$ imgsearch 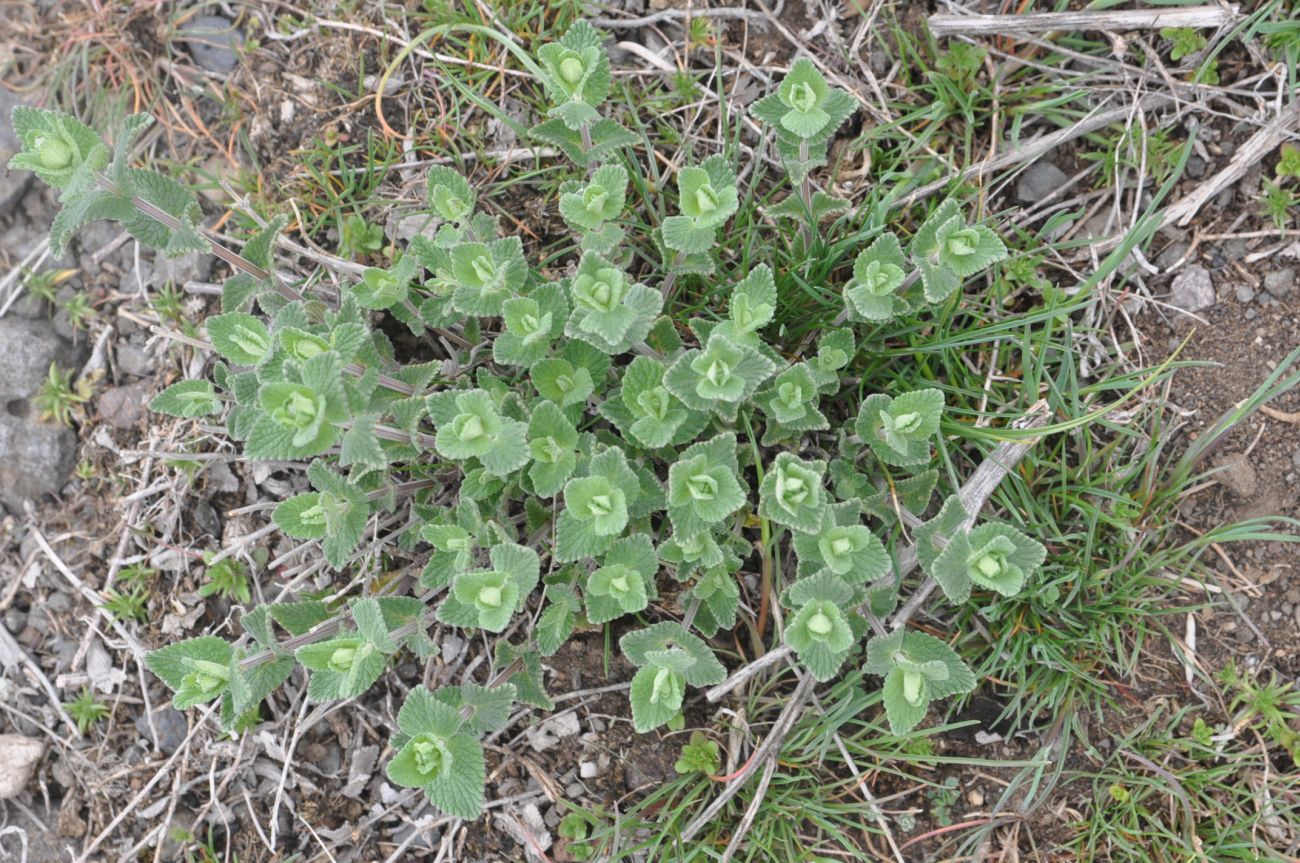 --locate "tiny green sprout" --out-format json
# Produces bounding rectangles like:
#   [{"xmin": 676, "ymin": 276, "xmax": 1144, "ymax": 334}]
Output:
[
  {"xmin": 64, "ymin": 687, "xmax": 111, "ymax": 734},
  {"xmin": 103, "ymin": 585, "xmax": 150, "ymax": 622},
  {"xmin": 33, "ymin": 362, "xmax": 90, "ymax": 427},
  {"xmin": 674, "ymin": 730, "xmax": 722, "ymax": 775},
  {"xmin": 1160, "ymin": 27, "xmax": 1207, "ymax": 61},
  {"xmin": 1277, "ymin": 143, "xmax": 1300, "ymax": 179},
  {"xmin": 339, "ymin": 213, "xmax": 383, "ymax": 259},
  {"xmin": 199, "ymin": 555, "xmax": 252, "ymax": 604},
  {"xmin": 176, "ymin": 659, "xmax": 231, "ymax": 709}
]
